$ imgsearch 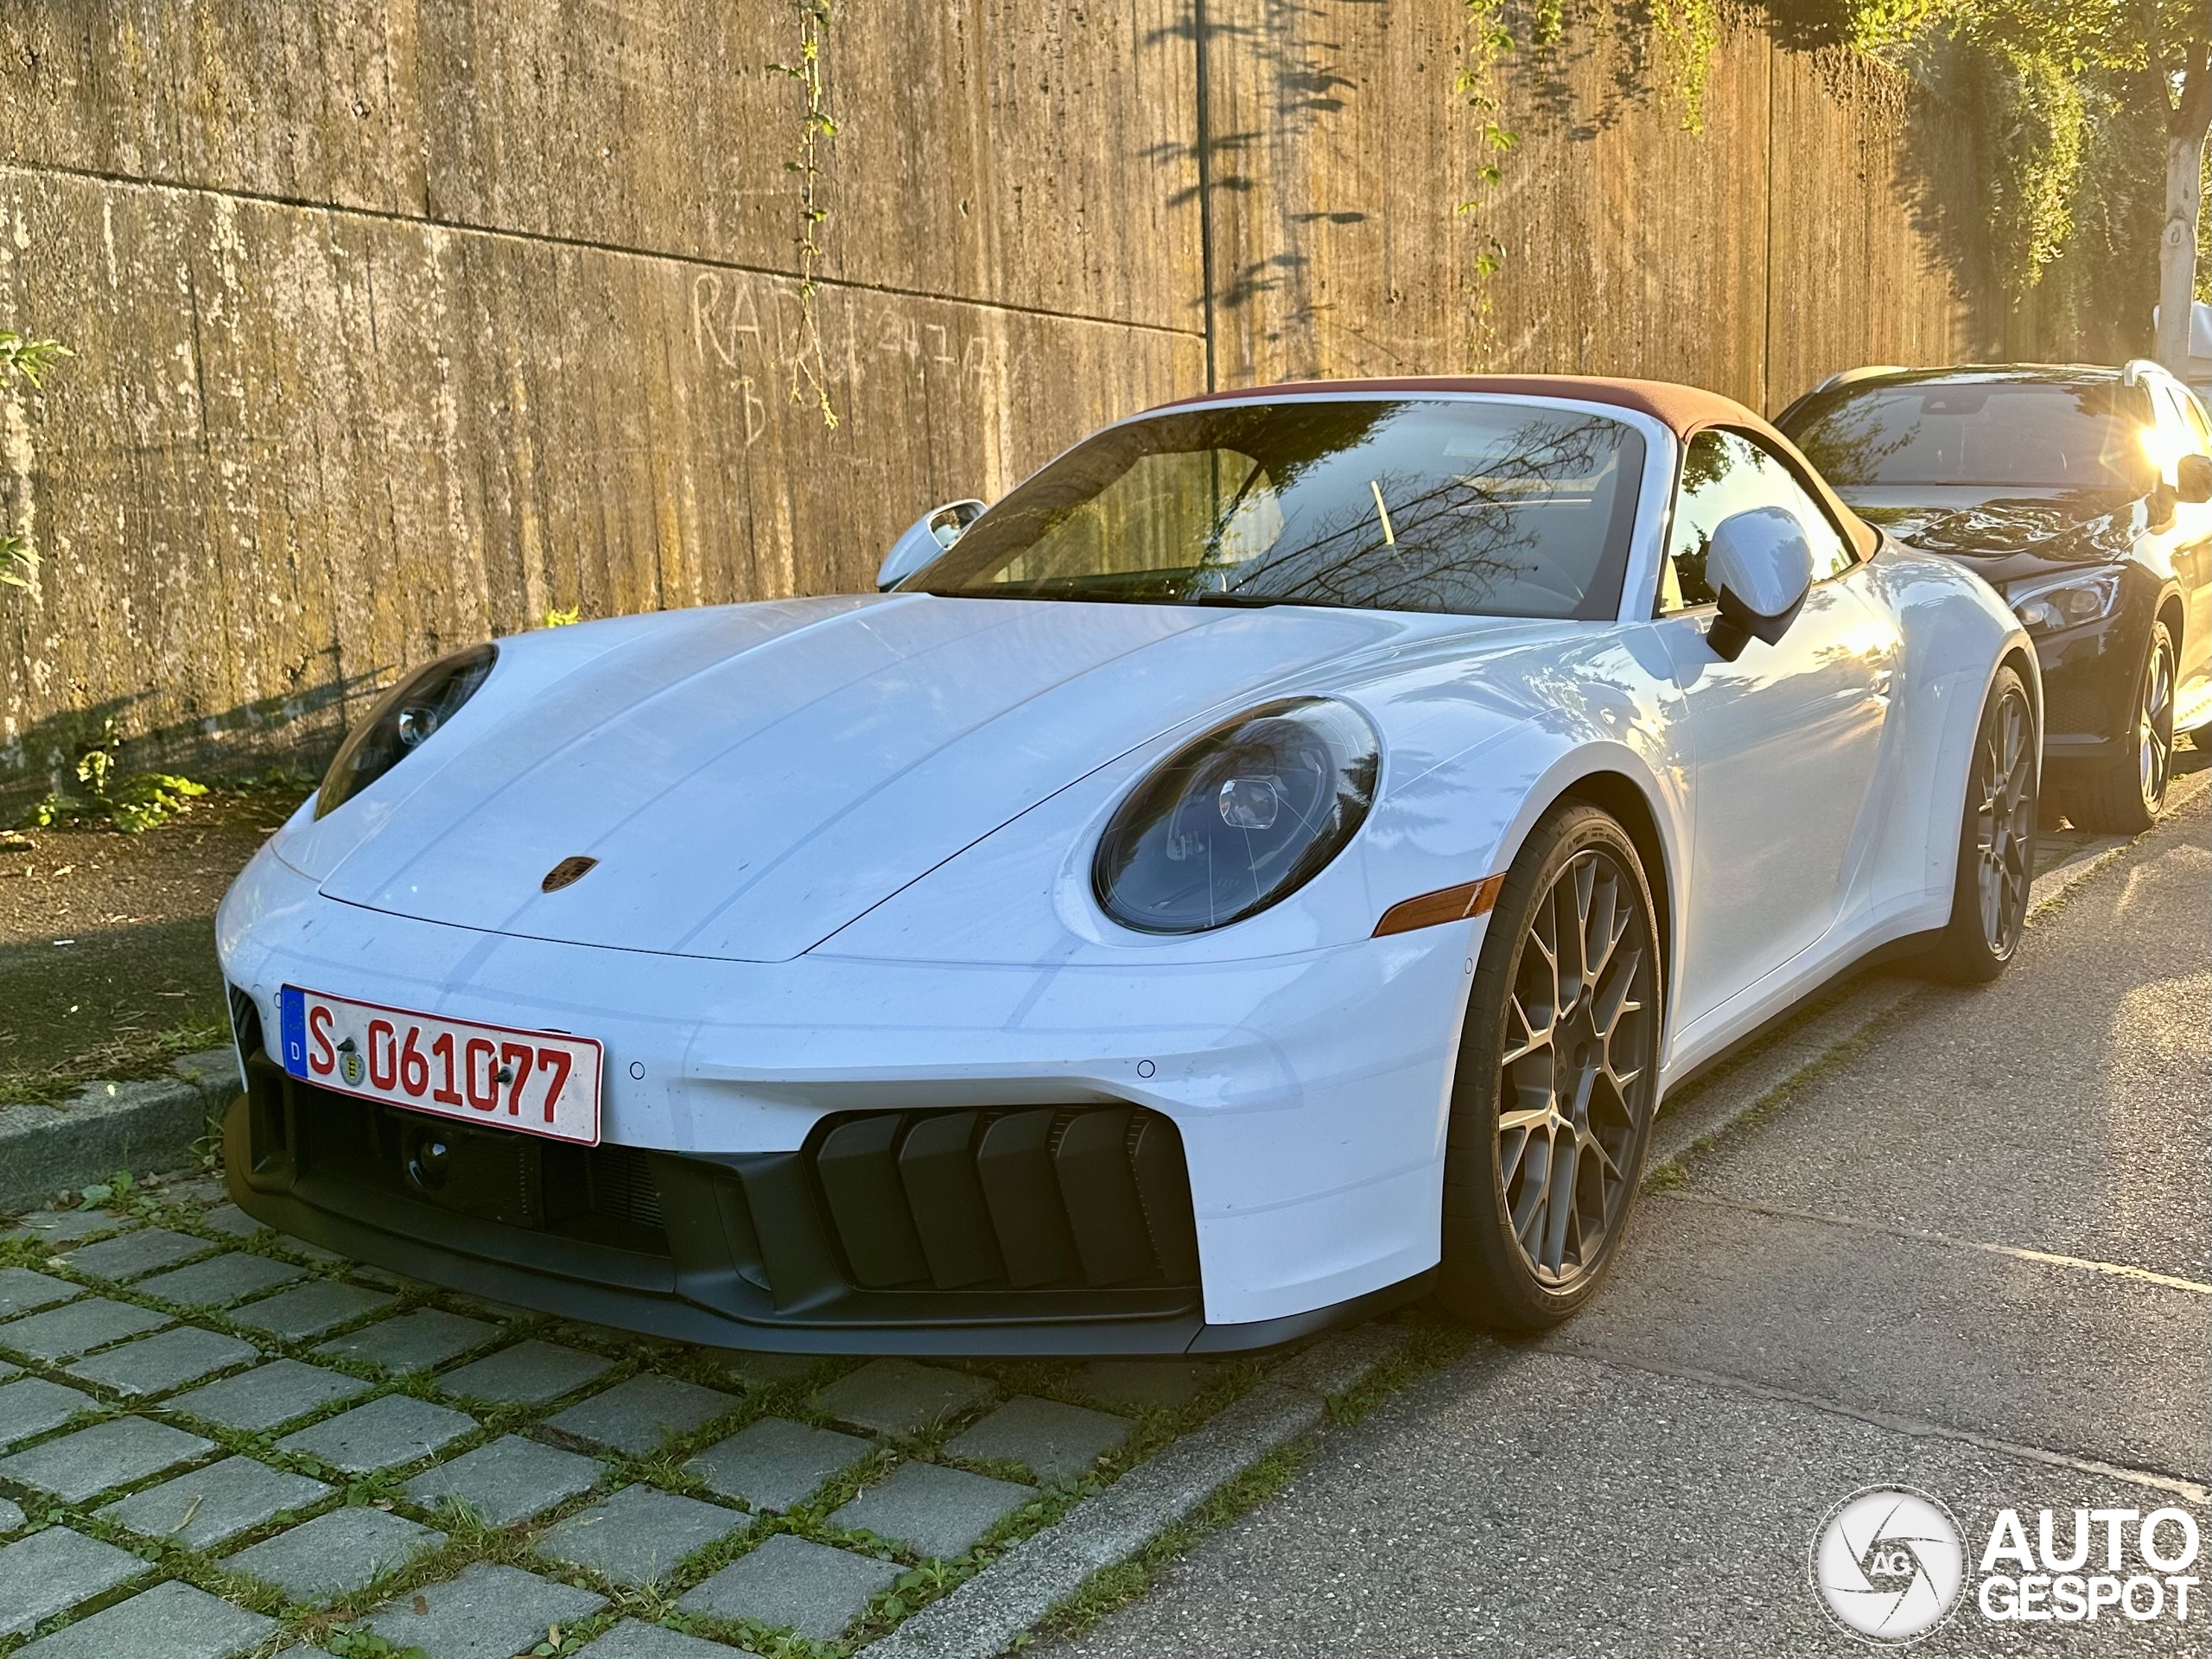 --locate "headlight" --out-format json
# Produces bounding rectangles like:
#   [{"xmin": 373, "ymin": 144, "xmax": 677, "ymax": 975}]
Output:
[
  {"xmin": 315, "ymin": 644, "xmax": 498, "ymax": 819},
  {"xmin": 2008, "ymin": 568, "xmax": 2121, "ymax": 636},
  {"xmin": 1093, "ymin": 698, "xmax": 1379, "ymax": 934}
]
